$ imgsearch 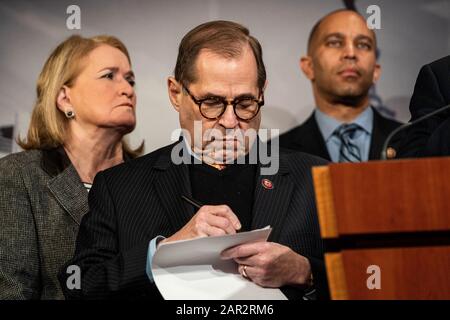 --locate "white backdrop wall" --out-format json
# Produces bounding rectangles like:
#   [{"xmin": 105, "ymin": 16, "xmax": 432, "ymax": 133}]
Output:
[{"xmin": 0, "ymin": 0, "xmax": 449, "ymax": 154}]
